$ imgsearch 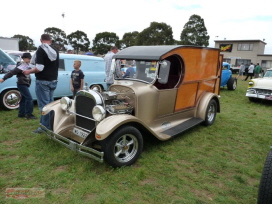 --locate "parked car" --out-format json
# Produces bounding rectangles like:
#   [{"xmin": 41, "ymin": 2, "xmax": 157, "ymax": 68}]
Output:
[
  {"xmin": 0, "ymin": 50, "xmax": 106, "ymax": 110},
  {"xmin": 245, "ymin": 68, "xmax": 272, "ymax": 102},
  {"xmin": 220, "ymin": 62, "xmax": 237, "ymax": 90},
  {"xmin": 40, "ymin": 45, "xmax": 222, "ymax": 167}
]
